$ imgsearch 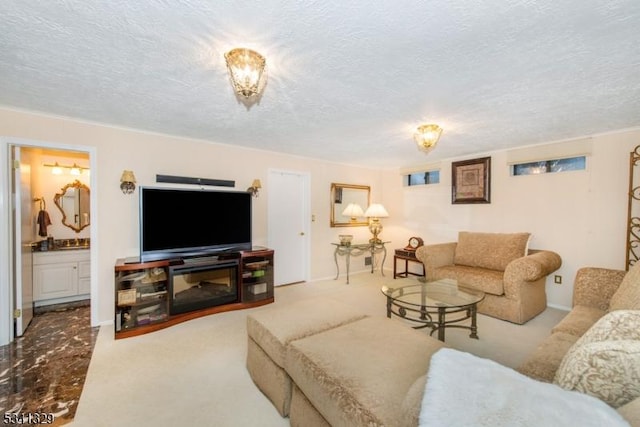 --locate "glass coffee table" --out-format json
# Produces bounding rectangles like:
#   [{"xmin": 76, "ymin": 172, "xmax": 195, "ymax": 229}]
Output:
[{"xmin": 381, "ymin": 278, "xmax": 485, "ymax": 342}]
